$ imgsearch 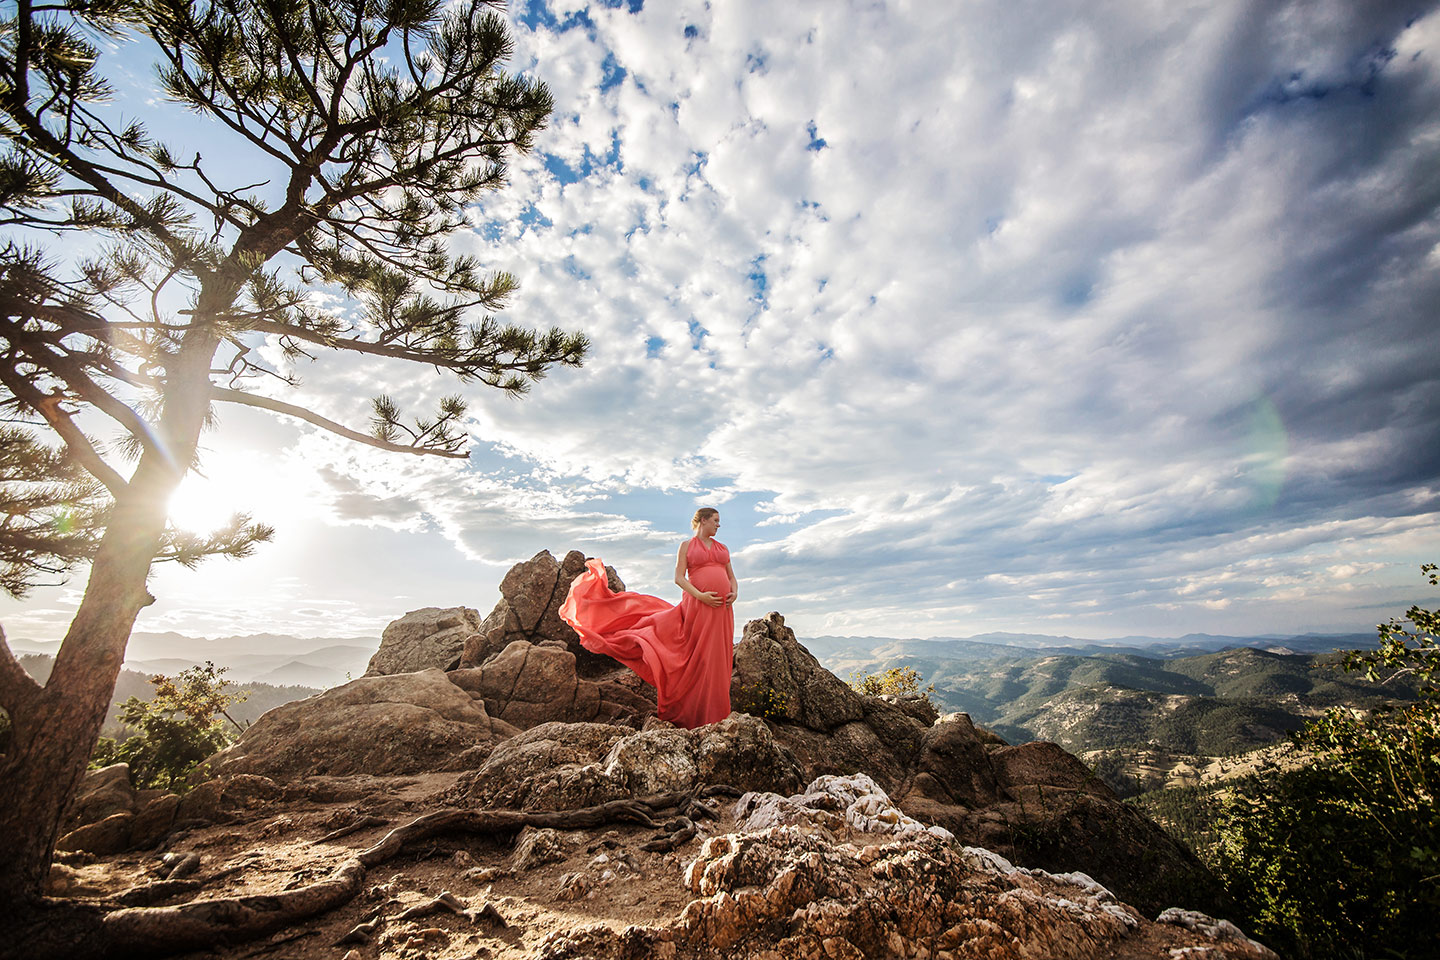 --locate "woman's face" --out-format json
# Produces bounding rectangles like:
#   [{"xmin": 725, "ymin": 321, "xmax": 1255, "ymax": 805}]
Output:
[{"xmin": 699, "ymin": 513, "xmax": 721, "ymax": 537}]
